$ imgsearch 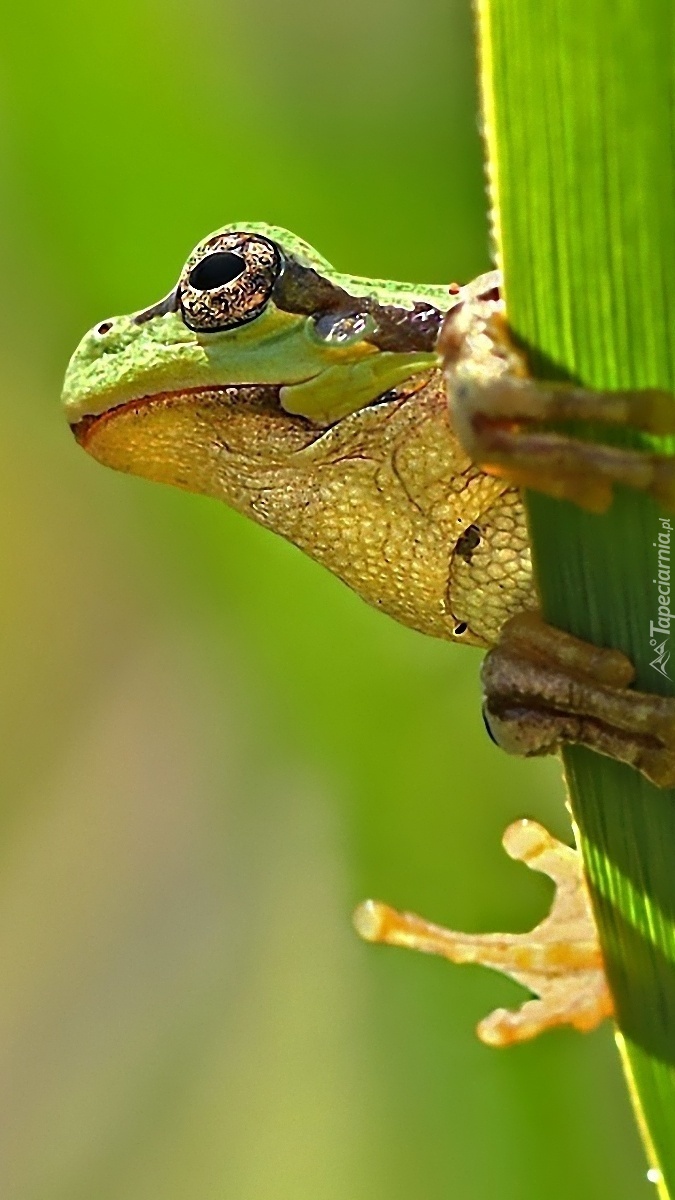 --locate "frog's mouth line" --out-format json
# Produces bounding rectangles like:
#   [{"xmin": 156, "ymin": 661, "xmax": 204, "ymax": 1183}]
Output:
[{"xmin": 70, "ymin": 382, "xmax": 288, "ymax": 446}]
